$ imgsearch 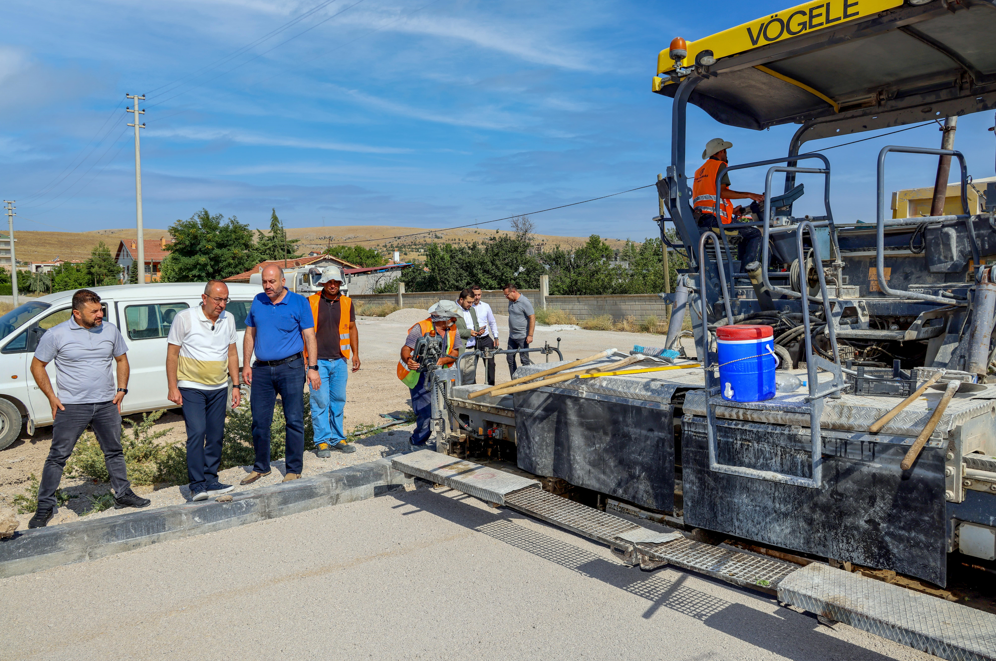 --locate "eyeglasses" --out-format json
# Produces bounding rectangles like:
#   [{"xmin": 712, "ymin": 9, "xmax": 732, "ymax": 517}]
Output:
[{"xmin": 205, "ymin": 296, "xmax": 230, "ymax": 304}]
